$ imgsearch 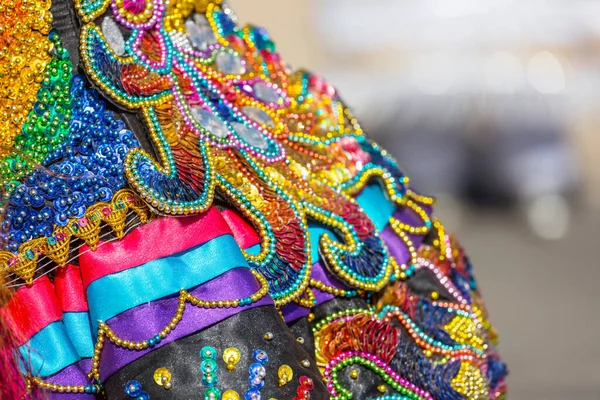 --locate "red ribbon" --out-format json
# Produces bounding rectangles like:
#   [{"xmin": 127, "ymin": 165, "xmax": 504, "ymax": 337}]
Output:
[
  {"xmin": 54, "ymin": 264, "xmax": 88, "ymax": 313},
  {"xmin": 0, "ymin": 277, "xmax": 62, "ymax": 345},
  {"xmin": 79, "ymin": 206, "xmax": 232, "ymax": 289}
]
